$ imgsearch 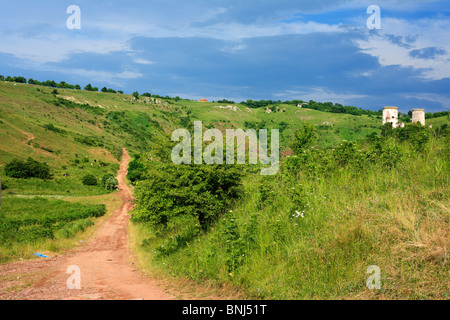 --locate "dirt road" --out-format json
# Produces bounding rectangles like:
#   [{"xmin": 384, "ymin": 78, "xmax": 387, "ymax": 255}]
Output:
[{"xmin": 0, "ymin": 149, "xmax": 174, "ymax": 300}]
